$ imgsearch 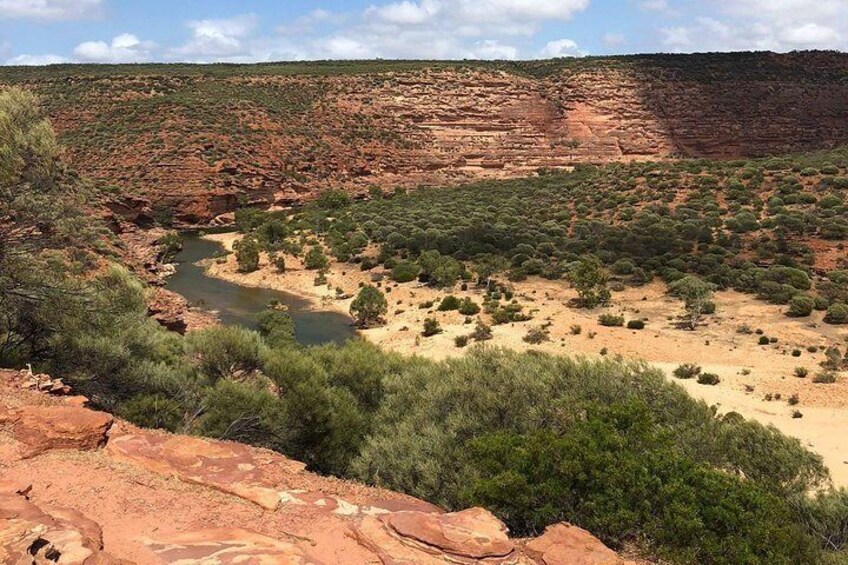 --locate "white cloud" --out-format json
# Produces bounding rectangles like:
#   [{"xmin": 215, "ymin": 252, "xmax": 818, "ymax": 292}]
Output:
[
  {"xmin": 170, "ymin": 14, "xmax": 259, "ymax": 59},
  {"xmin": 638, "ymin": 0, "xmax": 668, "ymax": 11},
  {"xmin": 538, "ymin": 38, "xmax": 583, "ymax": 58},
  {"xmin": 602, "ymin": 33, "xmax": 625, "ymax": 47},
  {"xmin": 73, "ymin": 33, "xmax": 156, "ymax": 63},
  {"xmin": 472, "ymin": 39, "xmax": 518, "ymax": 60},
  {"xmin": 659, "ymin": 0, "xmax": 848, "ymax": 52},
  {"xmin": 5, "ymin": 53, "xmax": 69, "ymax": 65},
  {"xmin": 0, "ymin": 0, "xmax": 102, "ymax": 20}
]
